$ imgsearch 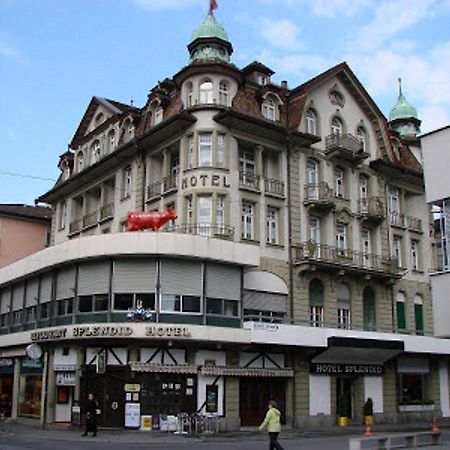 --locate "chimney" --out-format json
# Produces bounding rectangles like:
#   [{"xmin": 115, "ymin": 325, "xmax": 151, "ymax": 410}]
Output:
[{"xmin": 281, "ymin": 80, "xmax": 288, "ymax": 89}]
